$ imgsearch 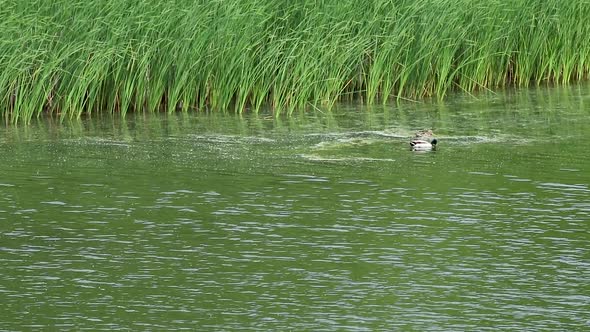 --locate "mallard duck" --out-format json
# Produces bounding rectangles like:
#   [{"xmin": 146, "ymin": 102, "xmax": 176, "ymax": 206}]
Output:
[{"xmin": 410, "ymin": 138, "xmax": 437, "ymax": 151}]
